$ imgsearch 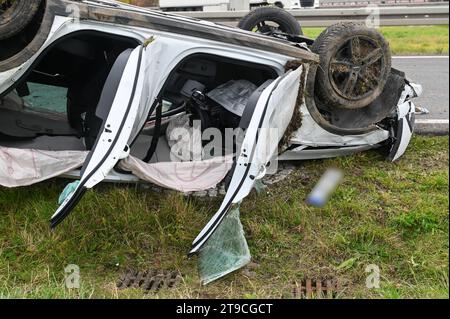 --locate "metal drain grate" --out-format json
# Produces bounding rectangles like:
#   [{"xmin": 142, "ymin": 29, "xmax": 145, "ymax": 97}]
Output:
[
  {"xmin": 117, "ymin": 269, "xmax": 182, "ymax": 292},
  {"xmin": 292, "ymin": 279, "xmax": 340, "ymax": 299}
]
